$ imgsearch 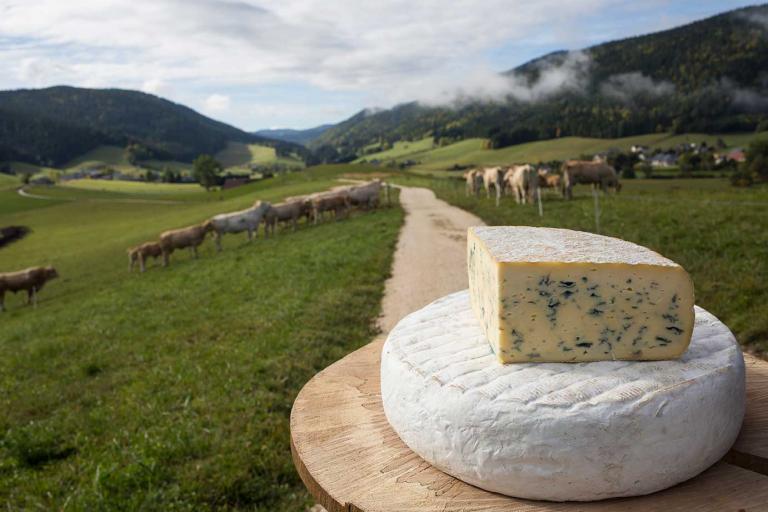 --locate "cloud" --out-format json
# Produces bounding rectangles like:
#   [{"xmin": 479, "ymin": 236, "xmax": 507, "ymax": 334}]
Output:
[
  {"xmin": 204, "ymin": 93, "xmax": 231, "ymax": 113},
  {"xmin": 0, "ymin": 0, "xmax": 750, "ymax": 128},
  {"xmin": 600, "ymin": 72, "xmax": 675, "ymax": 102},
  {"xmin": 717, "ymin": 78, "xmax": 768, "ymax": 112},
  {"xmin": 0, "ymin": 0, "xmax": 612, "ymax": 105},
  {"xmin": 737, "ymin": 9, "xmax": 768, "ymax": 31},
  {"xmin": 390, "ymin": 50, "xmax": 592, "ymax": 107},
  {"xmin": 141, "ymin": 79, "xmax": 173, "ymax": 97}
]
